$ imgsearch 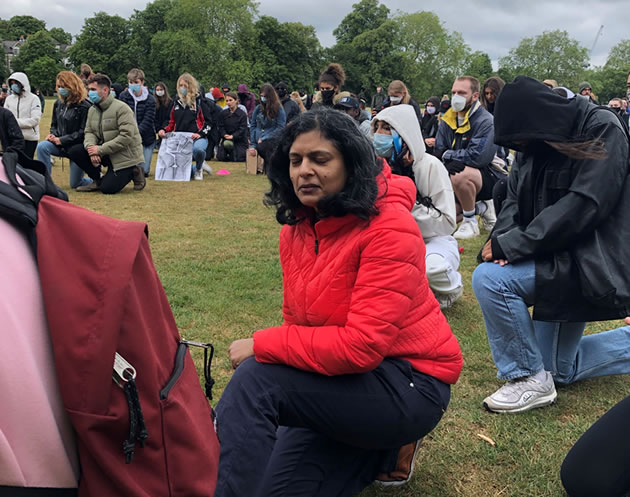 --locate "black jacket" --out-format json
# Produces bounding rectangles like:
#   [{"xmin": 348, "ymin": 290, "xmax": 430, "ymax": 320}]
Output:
[
  {"xmin": 489, "ymin": 80, "xmax": 630, "ymax": 321},
  {"xmin": 280, "ymin": 96, "xmax": 300, "ymax": 124},
  {"xmin": 0, "ymin": 106, "xmax": 25, "ymax": 152},
  {"xmin": 163, "ymin": 95, "xmax": 219, "ymax": 145},
  {"xmin": 50, "ymin": 99, "xmax": 91, "ymax": 150},
  {"xmin": 120, "ymin": 89, "xmax": 156, "ymax": 146},
  {"xmin": 218, "ymin": 107, "xmax": 248, "ymax": 144},
  {"xmin": 154, "ymin": 99, "xmax": 172, "ymax": 134}
]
